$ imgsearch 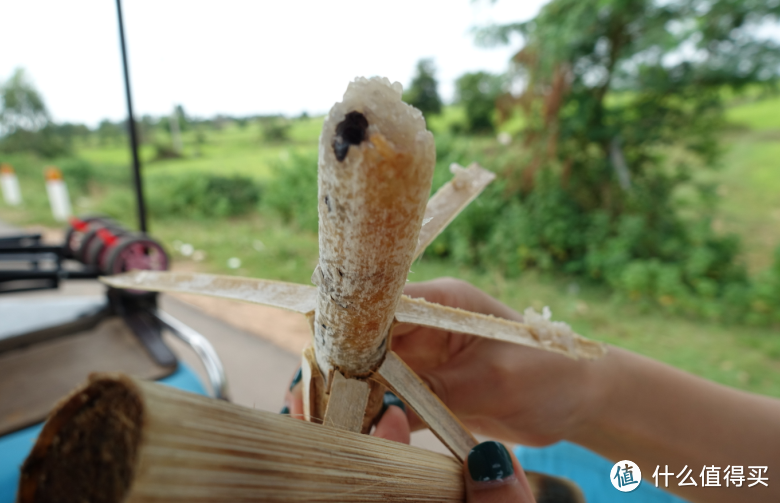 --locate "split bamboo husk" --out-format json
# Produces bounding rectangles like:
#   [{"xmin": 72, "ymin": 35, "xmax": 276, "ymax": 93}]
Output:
[
  {"xmin": 311, "ymin": 76, "xmax": 436, "ymax": 430},
  {"xmin": 18, "ymin": 374, "xmax": 464, "ymax": 503},
  {"xmin": 313, "ymin": 77, "xmax": 435, "ymax": 381}
]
